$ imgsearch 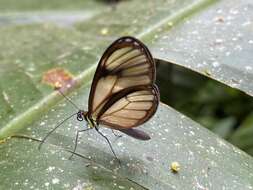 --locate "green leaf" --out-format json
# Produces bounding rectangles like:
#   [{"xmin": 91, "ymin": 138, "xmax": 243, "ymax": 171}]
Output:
[
  {"xmin": 0, "ymin": 0, "xmax": 104, "ymax": 11},
  {"xmin": 1, "ymin": 0, "xmax": 253, "ymax": 189},
  {"xmin": 1, "ymin": 94, "xmax": 253, "ymax": 189},
  {"xmin": 151, "ymin": 0, "xmax": 253, "ymax": 97}
]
